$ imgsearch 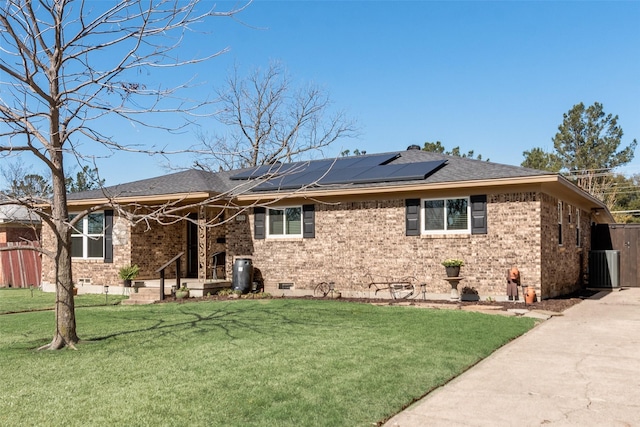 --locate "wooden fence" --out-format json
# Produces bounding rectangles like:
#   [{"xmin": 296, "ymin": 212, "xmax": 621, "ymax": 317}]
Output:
[{"xmin": 0, "ymin": 242, "xmax": 41, "ymax": 288}]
